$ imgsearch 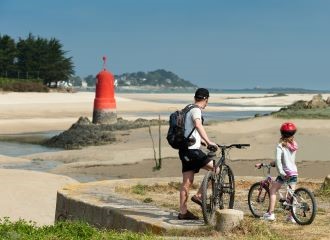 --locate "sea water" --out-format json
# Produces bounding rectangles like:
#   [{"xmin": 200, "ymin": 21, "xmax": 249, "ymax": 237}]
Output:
[
  {"xmin": 0, "ymin": 131, "xmax": 60, "ymax": 157},
  {"xmin": 0, "ymin": 141, "xmax": 59, "ymax": 157}
]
